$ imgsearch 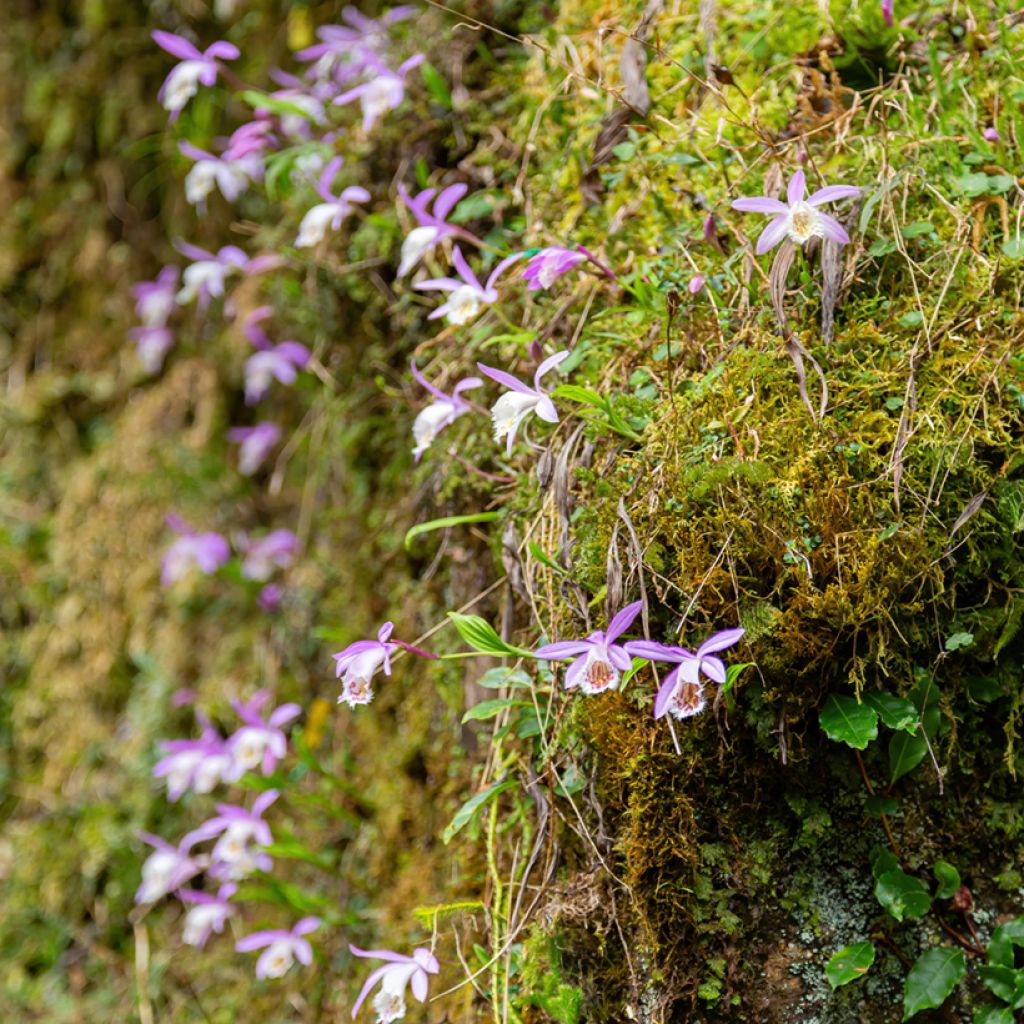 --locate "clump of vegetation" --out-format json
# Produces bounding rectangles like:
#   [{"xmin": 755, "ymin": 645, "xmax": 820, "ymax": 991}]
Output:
[{"xmin": 2, "ymin": 0, "xmax": 1023, "ymax": 1022}]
